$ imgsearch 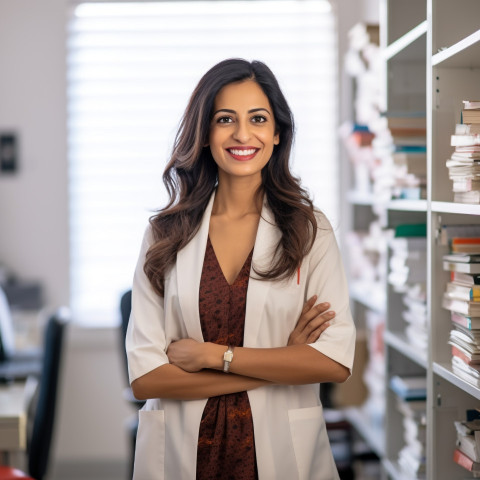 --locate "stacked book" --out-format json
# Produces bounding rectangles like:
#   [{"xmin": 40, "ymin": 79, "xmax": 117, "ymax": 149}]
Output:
[
  {"xmin": 388, "ymin": 224, "xmax": 427, "ymax": 349},
  {"xmin": 390, "ymin": 375, "xmax": 427, "ymax": 479},
  {"xmin": 340, "ymin": 122, "xmax": 377, "ymax": 195},
  {"xmin": 402, "ymin": 284, "xmax": 428, "ymax": 351},
  {"xmin": 341, "ymin": 22, "xmax": 381, "ymax": 197},
  {"xmin": 388, "ymin": 224, "xmax": 427, "ymax": 291},
  {"xmin": 361, "ymin": 309, "xmax": 386, "ymax": 429},
  {"xmin": 370, "ymin": 112, "xmax": 427, "ymax": 201},
  {"xmin": 344, "ymin": 22, "xmax": 380, "ymax": 126},
  {"xmin": 453, "ymin": 410, "xmax": 480, "ymax": 477},
  {"xmin": 345, "ymin": 220, "xmax": 389, "ymax": 307},
  {"xmin": 439, "ymin": 224, "xmax": 480, "ymax": 247},
  {"xmin": 447, "ymin": 100, "xmax": 480, "ymax": 203},
  {"xmin": 389, "ymin": 113, "xmax": 427, "ymax": 200},
  {"xmin": 442, "ymin": 233, "xmax": 480, "ymax": 387}
]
